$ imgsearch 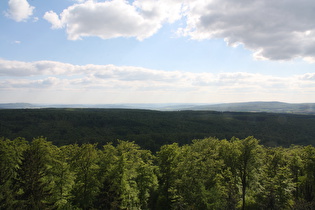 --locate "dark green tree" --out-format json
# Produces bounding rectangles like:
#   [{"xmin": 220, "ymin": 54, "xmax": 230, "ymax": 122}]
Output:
[
  {"xmin": 298, "ymin": 146, "xmax": 315, "ymax": 206},
  {"xmin": 14, "ymin": 137, "xmax": 54, "ymax": 210},
  {"xmin": 96, "ymin": 141, "xmax": 157, "ymax": 209},
  {"xmin": 0, "ymin": 137, "xmax": 27, "ymax": 209}
]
